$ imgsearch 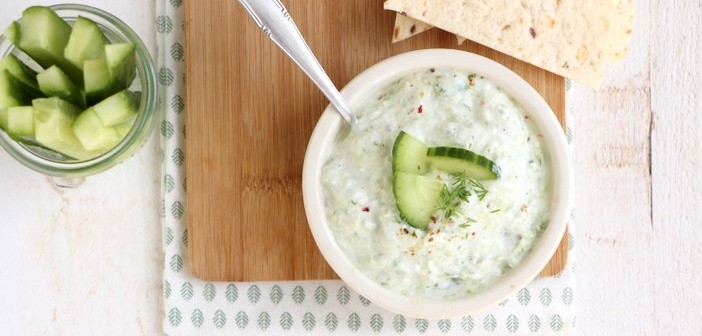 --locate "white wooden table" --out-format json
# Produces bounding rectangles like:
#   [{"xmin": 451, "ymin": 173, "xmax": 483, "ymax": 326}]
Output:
[{"xmin": 0, "ymin": 1, "xmax": 699, "ymax": 335}]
